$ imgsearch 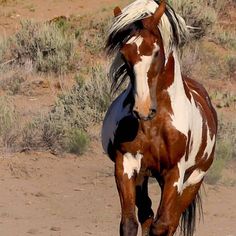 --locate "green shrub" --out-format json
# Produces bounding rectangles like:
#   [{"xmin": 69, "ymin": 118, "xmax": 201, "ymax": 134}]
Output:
[
  {"xmin": 21, "ymin": 106, "xmax": 67, "ymax": 152},
  {"xmin": 10, "ymin": 20, "xmax": 76, "ymax": 74},
  {"xmin": 205, "ymin": 118, "xmax": 236, "ymax": 184},
  {"xmin": 226, "ymin": 55, "xmax": 236, "ymax": 76},
  {"xmin": 21, "ymin": 64, "xmax": 111, "ymax": 154},
  {"xmin": 0, "ymin": 37, "xmax": 7, "ymax": 63},
  {"xmin": 57, "ymin": 65, "xmax": 112, "ymax": 130},
  {"xmin": 65, "ymin": 128, "xmax": 89, "ymax": 155},
  {"xmin": 0, "ymin": 97, "xmax": 19, "ymax": 148},
  {"xmin": 180, "ymin": 42, "xmax": 200, "ymax": 76},
  {"xmin": 205, "ymin": 156, "xmax": 225, "ymax": 185},
  {"xmin": 82, "ymin": 18, "xmax": 110, "ymax": 55},
  {"xmin": 170, "ymin": 0, "xmax": 217, "ymax": 39},
  {"xmin": 205, "ymin": 138, "xmax": 235, "ymax": 185},
  {"xmin": 0, "ymin": 72, "xmax": 25, "ymax": 95},
  {"xmin": 206, "ymin": 0, "xmax": 229, "ymax": 13},
  {"xmin": 211, "ymin": 27, "xmax": 236, "ymax": 50}
]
